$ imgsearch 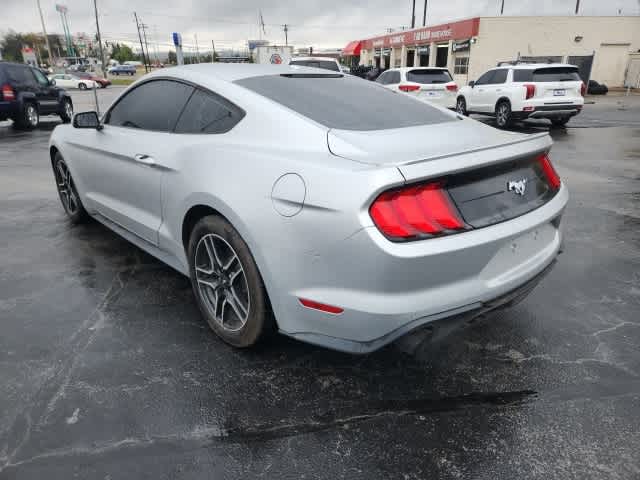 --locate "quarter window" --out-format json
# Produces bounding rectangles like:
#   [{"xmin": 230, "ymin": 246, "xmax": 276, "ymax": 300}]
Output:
[
  {"xmin": 454, "ymin": 57, "xmax": 469, "ymax": 75},
  {"xmin": 106, "ymin": 80, "xmax": 193, "ymax": 132},
  {"xmin": 174, "ymin": 89, "xmax": 245, "ymax": 134},
  {"xmin": 474, "ymin": 70, "xmax": 494, "ymax": 86}
]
